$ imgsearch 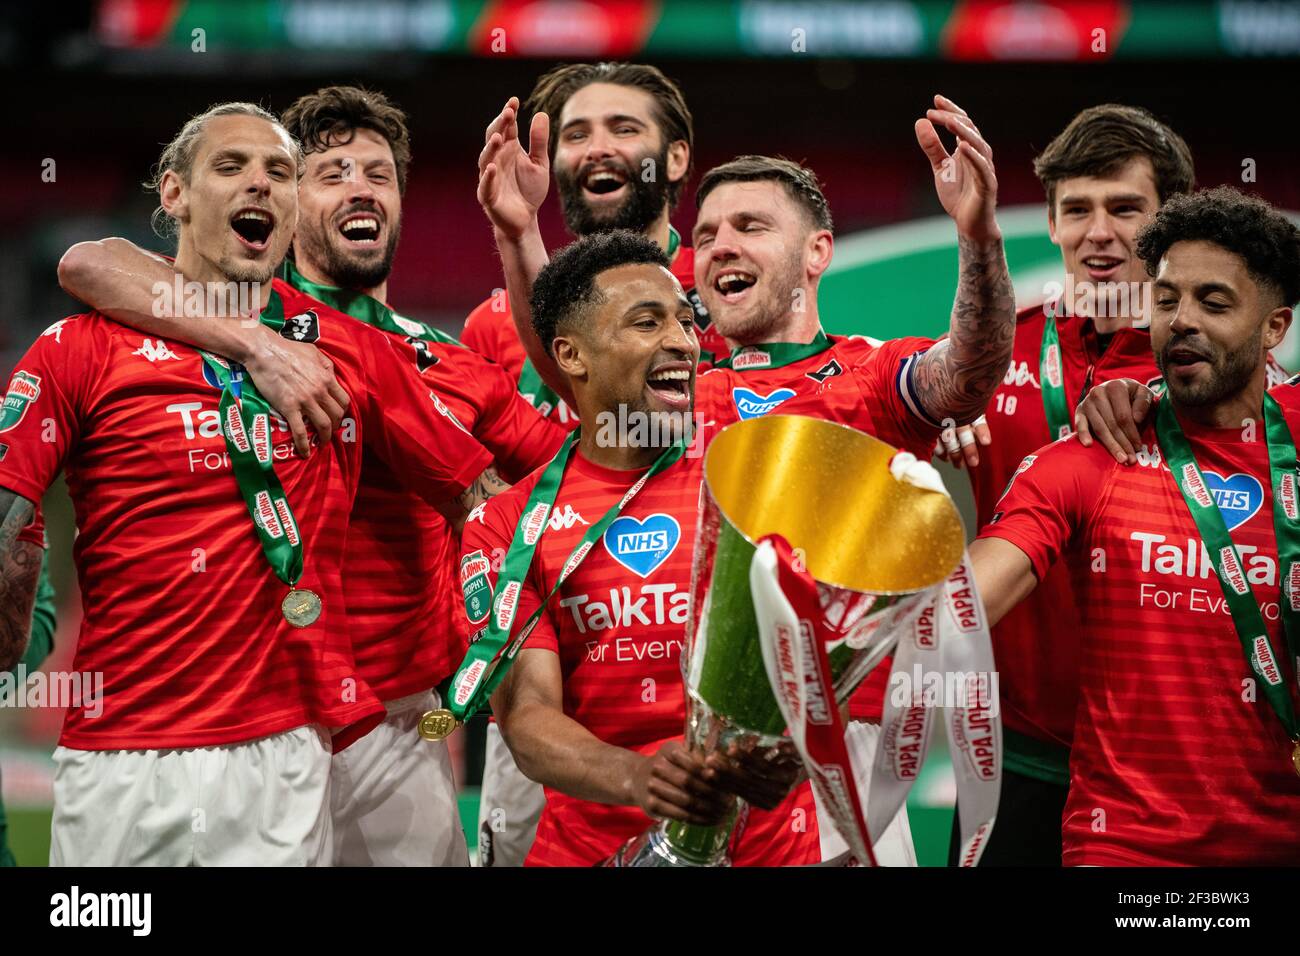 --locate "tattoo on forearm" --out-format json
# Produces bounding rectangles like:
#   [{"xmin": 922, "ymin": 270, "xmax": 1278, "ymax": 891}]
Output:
[
  {"xmin": 0, "ymin": 491, "xmax": 40, "ymax": 671},
  {"xmin": 457, "ymin": 466, "xmax": 510, "ymax": 517},
  {"xmin": 913, "ymin": 235, "xmax": 1016, "ymax": 425}
]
